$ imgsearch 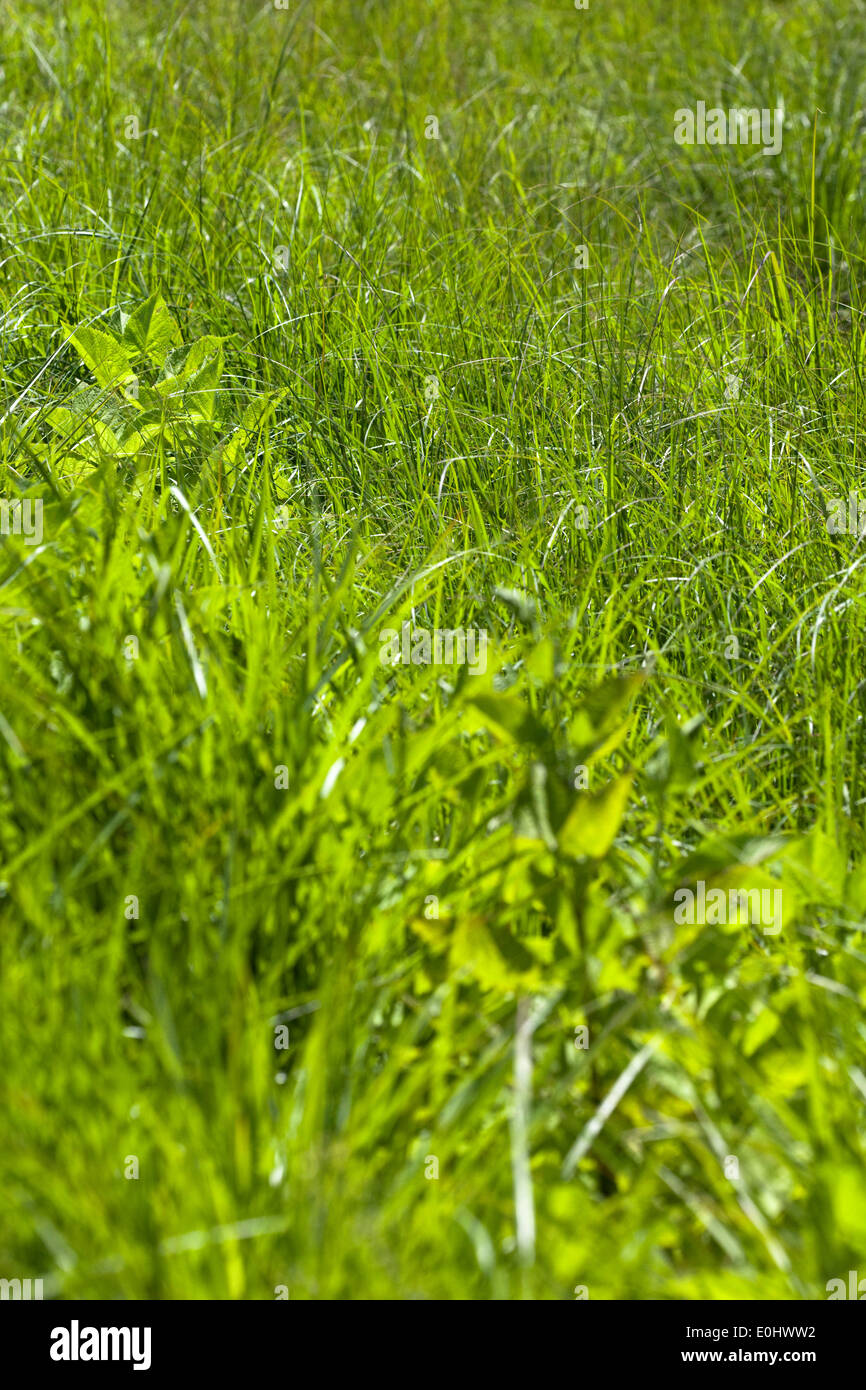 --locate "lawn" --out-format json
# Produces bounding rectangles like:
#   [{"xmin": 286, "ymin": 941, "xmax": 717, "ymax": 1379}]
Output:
[{"xmin": 1, "ymin": 0, "xmax": 865, "ymax": 1299}]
